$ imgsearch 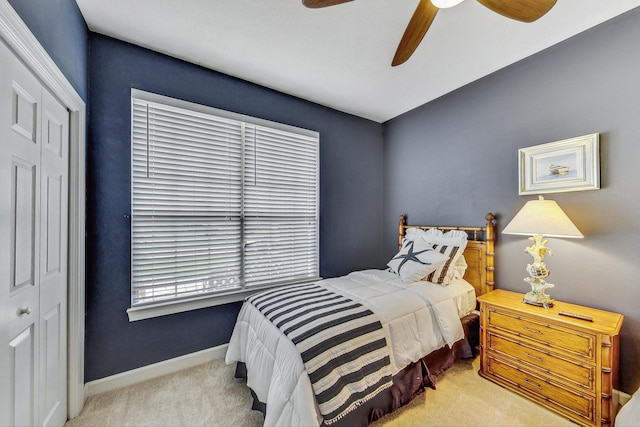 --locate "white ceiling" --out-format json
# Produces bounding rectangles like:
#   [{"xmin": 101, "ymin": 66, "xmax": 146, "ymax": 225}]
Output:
[{"xmin": 75, "ymin": 0, "xmax": 640, "ymax": 123}]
